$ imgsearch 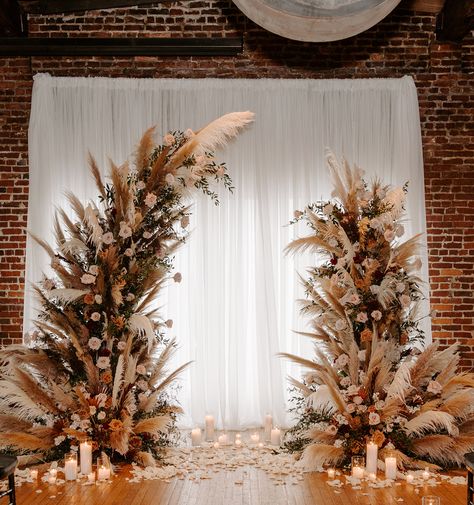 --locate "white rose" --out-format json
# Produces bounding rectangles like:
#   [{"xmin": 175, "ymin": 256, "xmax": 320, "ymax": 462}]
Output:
[
  {"xmin": 117, "ymin": 341, "xmax": 126, "ymax": 351},
  {"xmin": 136, "ymin": 364, "xmax": 147, "ymax": 375},
  {"xmin": 340, "ymin": 376, "xmax": 351, "ymax": 387},
  {"xmin": 94, "ymin": 294, "xmax": 102, "ymax": 304},
  {"xmin": 347, "ymin": 385, "xmax": 359, "ymax": 395},
  {"xmin": 97, "ymin": 411, "xmax": 106, "ymax": 420},
  {"xmin": 54, "ymin": 435, "xmax": 65, "ymax": 446},
  {"xmin": 88, "ymin": 337, "xmax": 102, "ymax": 350},
  {"xmin": 89, "ymin": 406, "xmax": 97, "ymax": 415},
  {"xmin": 143, "ymin": 231, "xmax": 152, "ymax": 239},
  {"xmin": 126, "ymin": 293, "xmax": 135, "ymax": 302},
  {"xmin": 353, "ymin": 395, "xmax": 363, "ymax": 405},
  {"xmin": 335, "ymin": 354, "xmax": 349, "ymax": 368},
  {"xmin": 89, "ymin": 265, "xmax": 99, "ymax": 276},
  {"xmin": 119, "ymin": 221, "xmax": 132, "ymax": 239},
  {"xmin": 96, "ymin": 356, "xmax": 110, "ymax": 369},
  {"xmin": 371, "ymin": 310, "xmax": 382, "ymax": 321},
  {"xmin": 144, "ymin": 192, "xmax": 157, "ymax": 208},
  {"xmin": 293, "ymin": 210, "xmax": 303, "ymax": 219},
  {"xmin": 90, "ymin": 312, "xmax": 101, "ymax": 322},
  {"xmin": 369, "ymin": 412, "xmax": 381, "ymax": 425},
  {"xmin": 346, "ymin": 403, "xmax": 356, "ymax": 413},
  {"xmin": 375, "ymin": 400, "xmax": 385, "ymax": 410},
  {"xmin": 81, "ymin": 273, "xmax": 96, "ymax": 285},
  {"xmin": 102, "ymin": 232, "xmax": 114, "ymax": 245},
  {"xmin": 165, "ymin": 173, "xmax": 175, "ymax": 184},
  {"xmin": 348, "ymin": 293, "xmax": 361, "ymax": 305},
  {"xmin": 356, "ymin": 312, "xmax": 368, "ymax": 323},
  {"xmin": 136, "ymin": 180, "xmax": 146, "ymax": 190}
]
